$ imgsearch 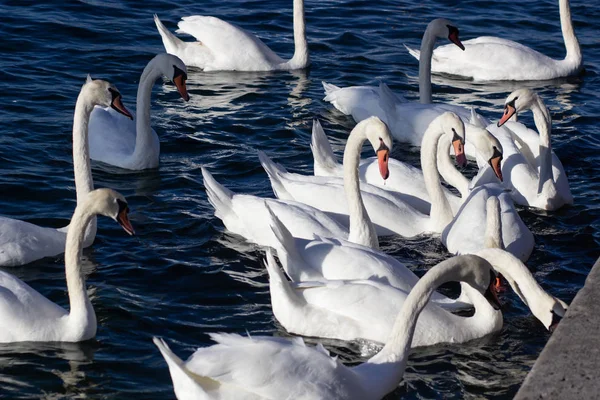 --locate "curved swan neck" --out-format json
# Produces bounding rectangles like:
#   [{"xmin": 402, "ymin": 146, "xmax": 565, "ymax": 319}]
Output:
[
  {"xmin": 437, "ymin": 134, "xmax": 469, "ymax": 198},
  {"xmin": 530, "ymin": 96, "xmax": 556, "ymax": 194},
  {"xmin": 484, "ymin": 197, "xmax": 503, "ymax": 249},
  {"xmin": 73, "ymin": 91, "xmax": 95, "ymax": 204},
  {"xmin": 287, "ymin": 0, "xmax": 309, "ymax": 69},
  {"xmin": 132, "ymin": 62, "xmax": 161, "ymax": 160},
  {"xmin": 559, "ymin": 0, "xmax": 582, "ymax": 64},
  {"xmin": 64, "ymin": 201, "xmax": 96, "ymax": 334},
  {"xmin": 421, "ymin": 119, "xmax": 454, "ymax": 231},
  {"xmin": 354, "ymin": 257, "xmax": 483, "ymax": 398},
  {"xmin": 418, "ymin": 25, "xmax": 437, "ymax": 104},
  {"xmin": 343, "ymin": 124, "xmax": 379, "ymax": 249}
]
